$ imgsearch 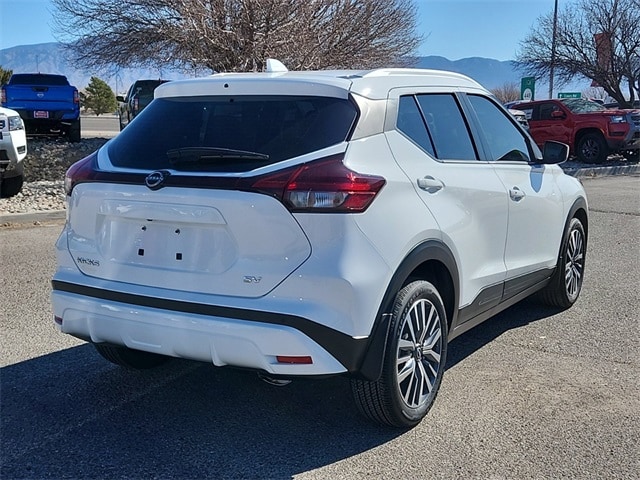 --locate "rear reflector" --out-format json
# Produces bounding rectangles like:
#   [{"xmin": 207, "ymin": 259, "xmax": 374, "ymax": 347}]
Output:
[
  {"xmin": 276, "ymin": 355, "xmax": 313, "ymax": 364},
  {"xmin": 54, "ymin": 316, "xmax": 63, "ymax": 325}
]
